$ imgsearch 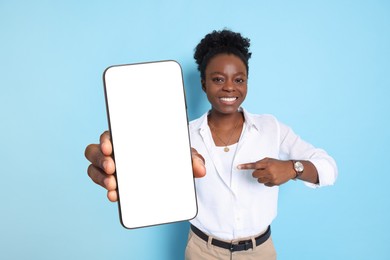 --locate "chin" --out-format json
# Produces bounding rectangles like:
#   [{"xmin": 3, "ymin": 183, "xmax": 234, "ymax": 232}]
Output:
[{"xmin": 214, "ymin": 106, "xmax": 240, "ymax": 115}]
